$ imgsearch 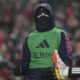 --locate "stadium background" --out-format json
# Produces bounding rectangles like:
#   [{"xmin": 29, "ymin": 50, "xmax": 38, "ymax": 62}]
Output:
[{"xmin": 0, "ymin": 0, "xmax": 80, "ymax": 80}]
